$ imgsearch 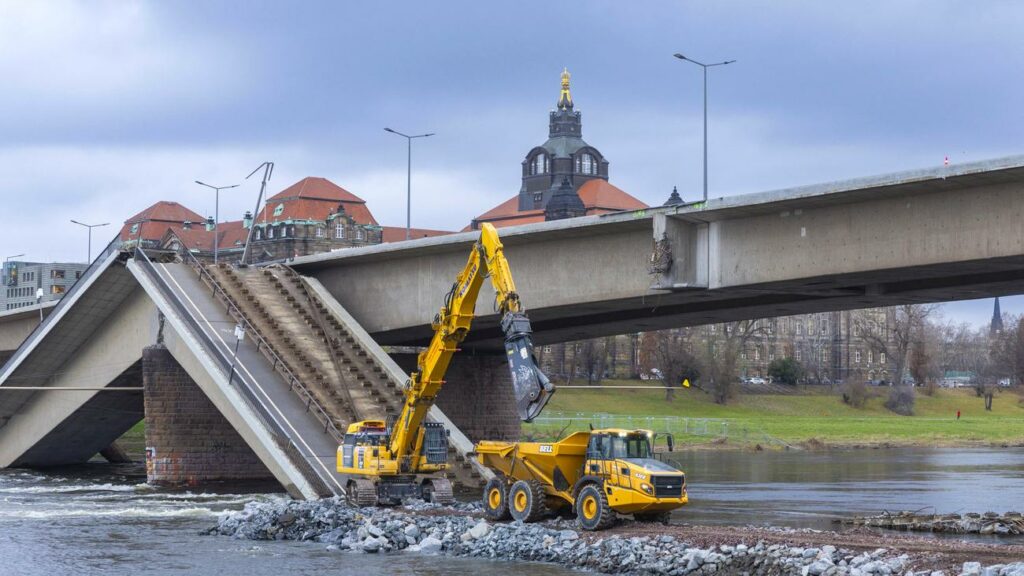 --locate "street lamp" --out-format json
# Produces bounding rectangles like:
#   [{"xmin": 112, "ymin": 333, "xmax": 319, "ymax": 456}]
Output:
[
  {"xmin": 5, "ymin": 254, "xmax": 24, "ymax": 264},
  {"xmin": 673, "ymin": 53, "xmax": 736, "ymax": 203},
  {"xmin": 384, "ymin": 127, "xmax": 435, "ymax": 240},
  {"xmin": 195, "ymin": 181, "xmax": 239, "ymax": 264},
  {"xmin": 70, "ymin": 220, "xmax": 109, "ymax": 263}
]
